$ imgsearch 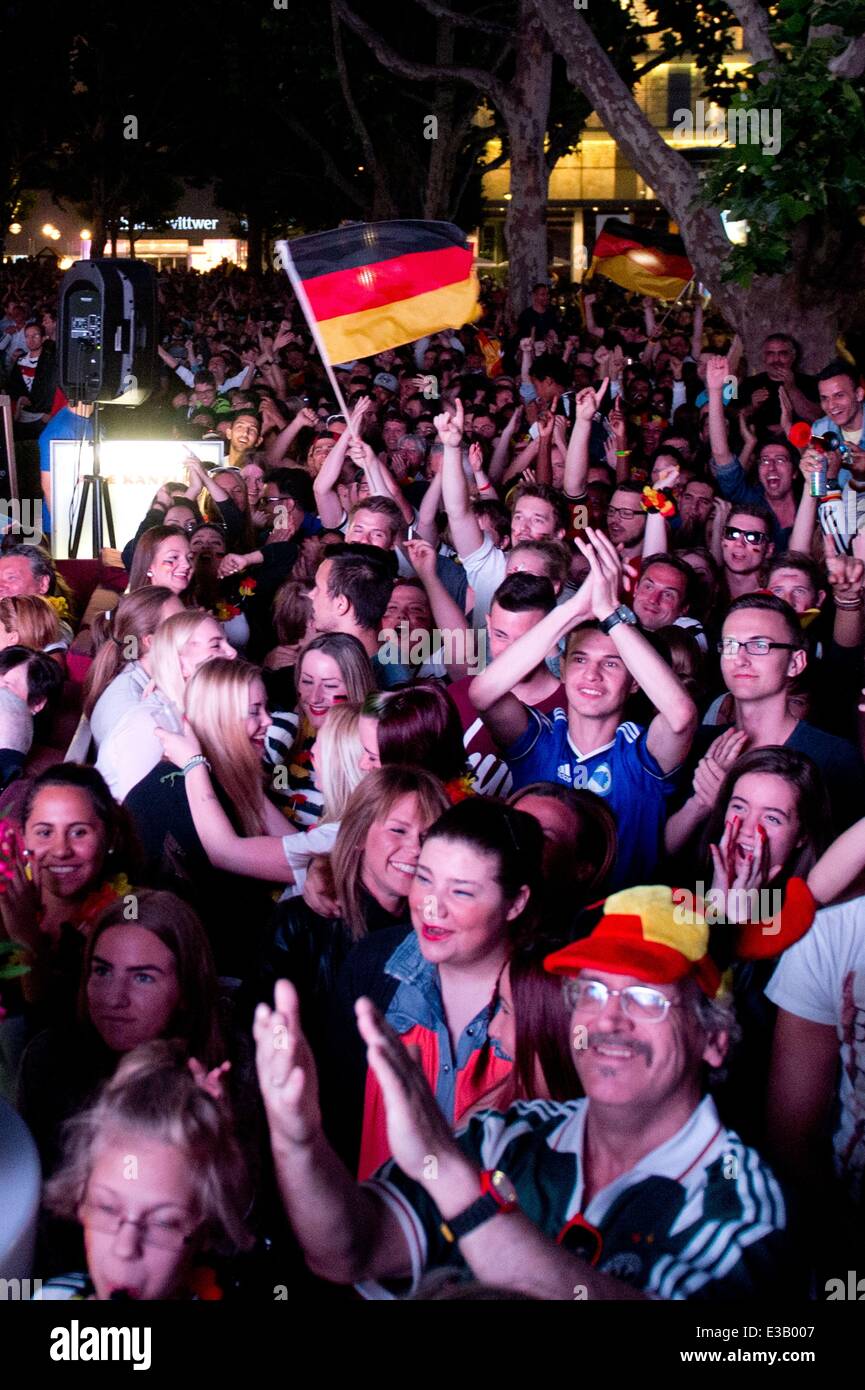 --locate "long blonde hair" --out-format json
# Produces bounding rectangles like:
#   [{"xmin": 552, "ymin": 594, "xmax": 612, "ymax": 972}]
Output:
[
  {"xmin": 148, "ymin": 609, "xmax": 207, "ymax": 712},
  {"xmin": 332, "ymin": 766, "xmax": 450, "ymax": 940},
  {"xmin": 315, "ymin": 704, "xmax": 364, "ymax": 823},
  {"xmin": 183, "ymin": 658, "xmax": 267, "ymax": 836},
  {"xmin": 0, "ymin": 594, "xmax": 61, "ymax": 651}
]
